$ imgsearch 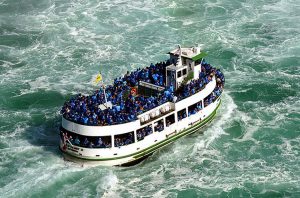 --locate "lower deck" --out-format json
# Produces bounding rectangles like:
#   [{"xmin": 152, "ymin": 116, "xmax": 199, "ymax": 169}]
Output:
[{"xmin": 60, "ymin": 97, "xmax": 221, "ymax": 166}]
